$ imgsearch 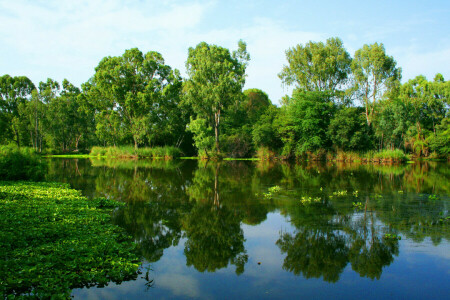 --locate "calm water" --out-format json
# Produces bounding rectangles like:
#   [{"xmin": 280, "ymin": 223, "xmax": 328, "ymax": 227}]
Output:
[{"xmin": 46, "ymin": 159, "xmax": 450, "ymax": 299}]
